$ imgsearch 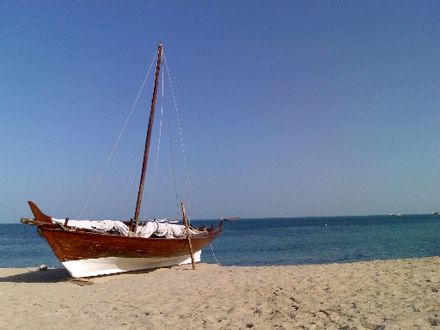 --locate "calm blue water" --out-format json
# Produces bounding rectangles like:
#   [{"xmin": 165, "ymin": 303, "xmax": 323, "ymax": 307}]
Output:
[{"xmin": 1, "ymin": 215, "xmax": 440, "ymax": 268}]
